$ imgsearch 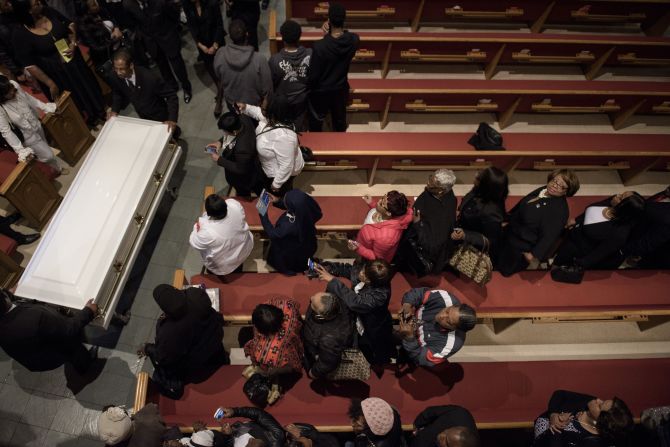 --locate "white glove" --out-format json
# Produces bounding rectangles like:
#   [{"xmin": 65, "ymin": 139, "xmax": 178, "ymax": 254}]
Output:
[
  {"xmin": 44, "ymin": 102, "xmax": 57, "ymax": 113},
  {"xmin": 17, "ymin": 147, "xmax": 35, "ymax": 163}
]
